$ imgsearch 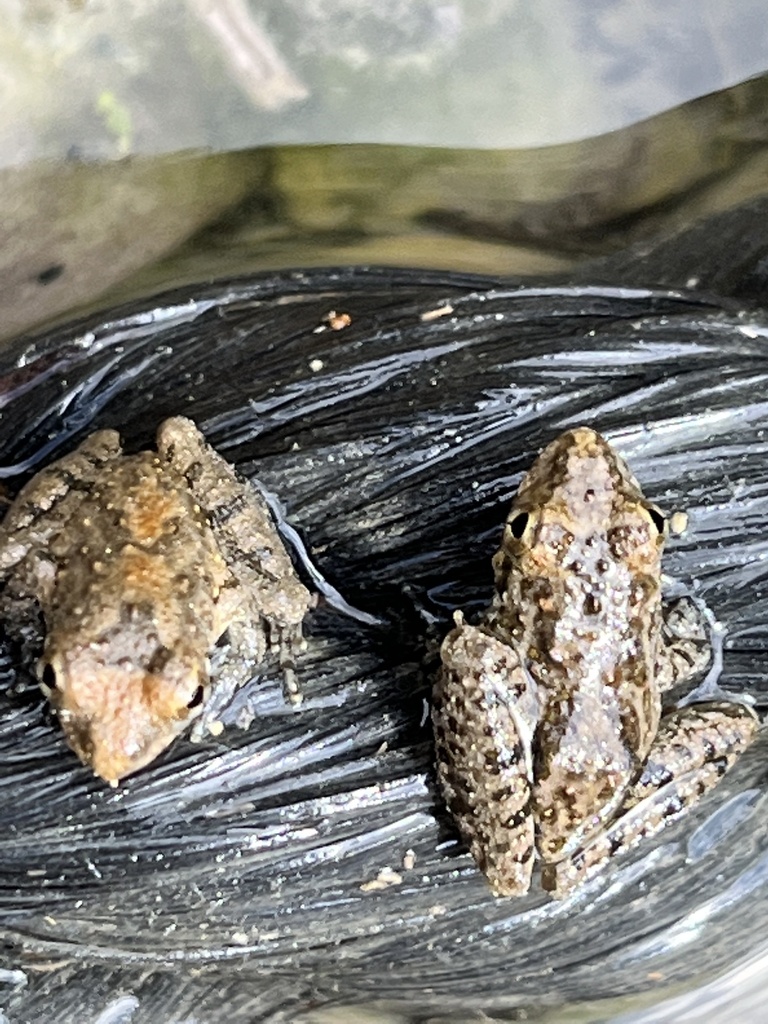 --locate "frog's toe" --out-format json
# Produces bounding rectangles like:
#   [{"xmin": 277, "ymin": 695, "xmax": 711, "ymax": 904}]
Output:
[{"xmin": 677, "ymin": 681, "xmax": 757, "ymax": 710}]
